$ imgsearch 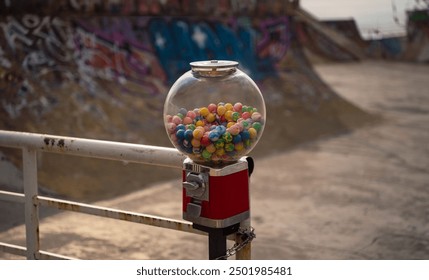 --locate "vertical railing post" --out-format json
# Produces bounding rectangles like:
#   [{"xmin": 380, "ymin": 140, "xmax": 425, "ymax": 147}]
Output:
[{"xmin": 22, "ymin": 148, "xmax": 40, "ymax": 260}]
